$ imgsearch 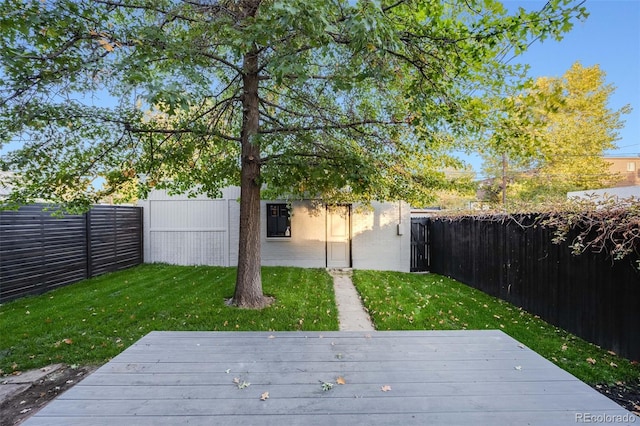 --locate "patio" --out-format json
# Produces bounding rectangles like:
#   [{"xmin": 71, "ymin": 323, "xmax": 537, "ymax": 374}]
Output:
[{"xmin": 24, "ymin": 330, "xmax": 635, "ymax": 425}]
